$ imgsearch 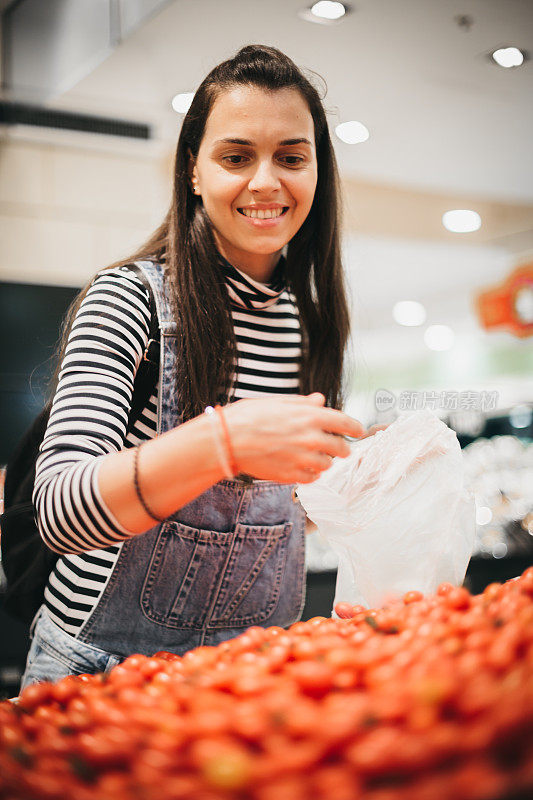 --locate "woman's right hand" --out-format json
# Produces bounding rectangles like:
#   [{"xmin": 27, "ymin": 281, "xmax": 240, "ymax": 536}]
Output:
[{"xmin": 223, "ymin": 393, "xmax": 365, "ymax": 484}]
